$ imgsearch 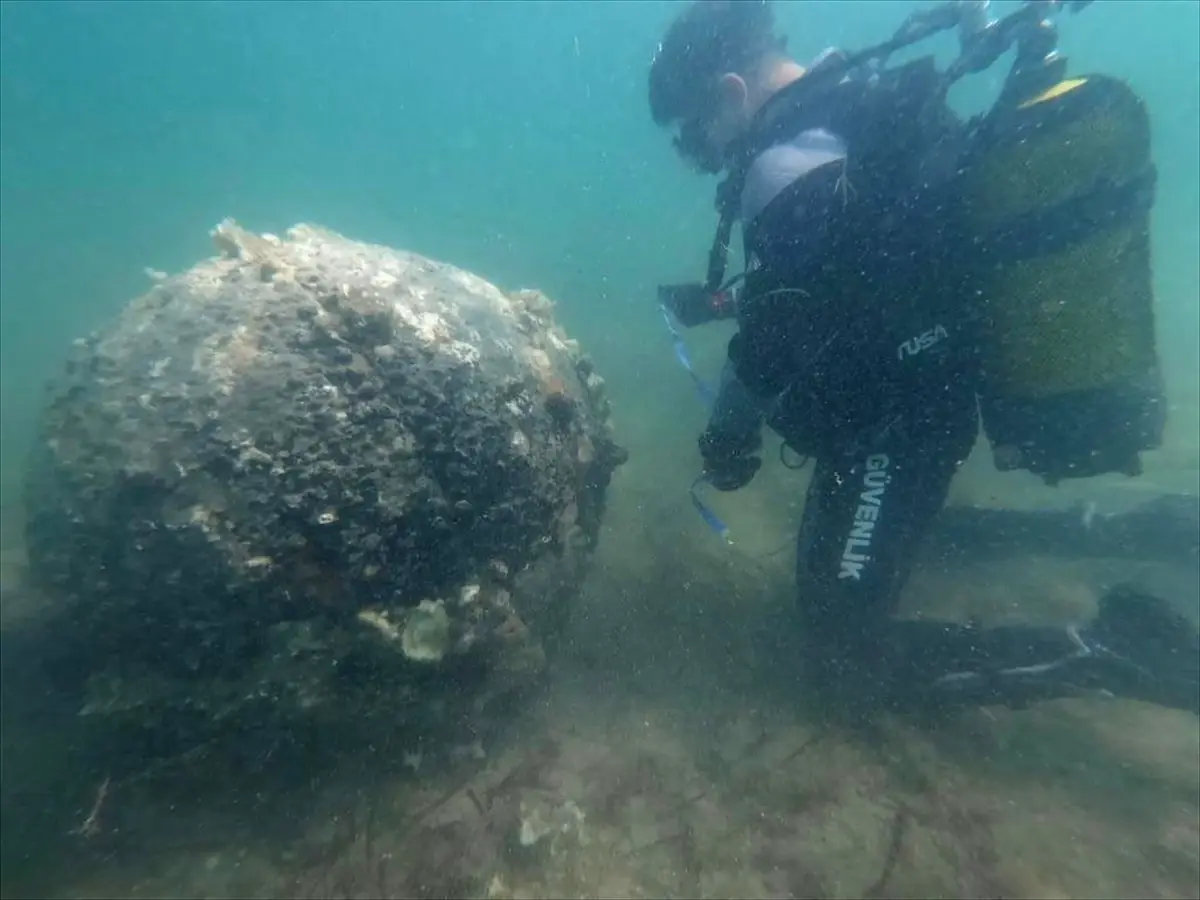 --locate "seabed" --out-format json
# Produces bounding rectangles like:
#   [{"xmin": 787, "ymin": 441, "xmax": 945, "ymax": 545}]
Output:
[{"xmin": 2, "ymin": 476, "xmax": 1197, "ymax": 900}]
